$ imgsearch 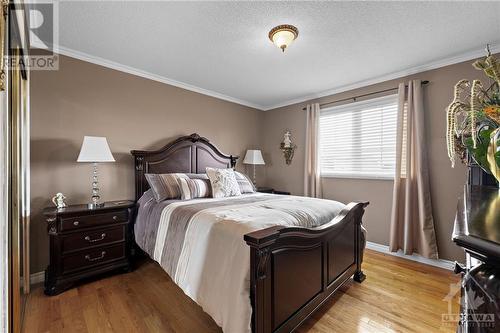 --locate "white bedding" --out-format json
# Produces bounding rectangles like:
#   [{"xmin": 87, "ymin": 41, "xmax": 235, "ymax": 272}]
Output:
[{"xmin": 138, "ymin": 193, "xmax": 346, "ymax": 332}]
